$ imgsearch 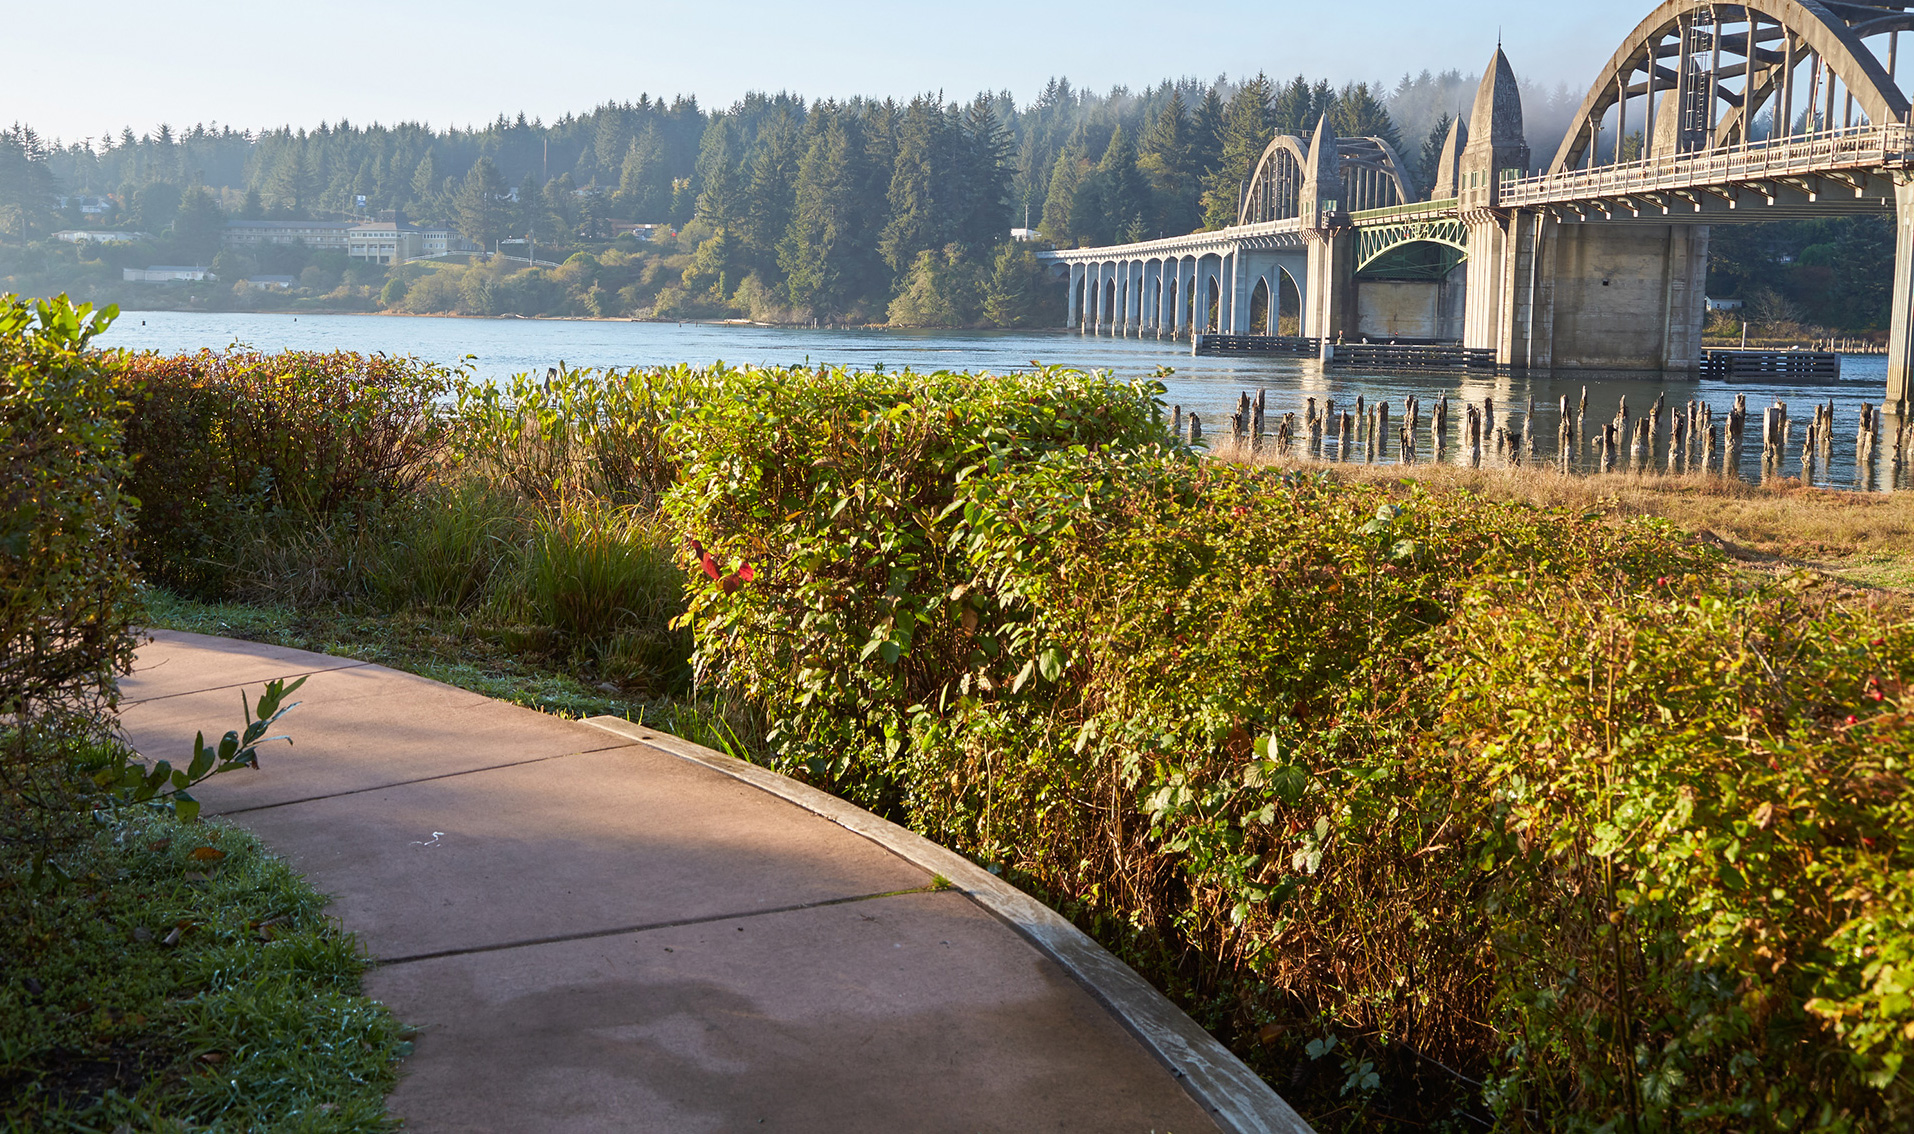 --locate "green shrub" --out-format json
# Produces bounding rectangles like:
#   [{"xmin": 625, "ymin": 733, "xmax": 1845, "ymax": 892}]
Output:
[
  {"xmin": 669, "ymin": 387, "xmax": 1914, "ymax": 1127},
  {"xmin": 663, "ymin": 363, "xmax": 1168, "ymax": 808},
  {"xmin": 0, "ymin": 295, "xmax": 138, "ymax": 843},
  {"xmin": 453, "ymin": 364, "xmax": 692, "ymax": 509},
  {"xmin": 112, "ymin": 349, "xmax": 453, "ymax": 596}
]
